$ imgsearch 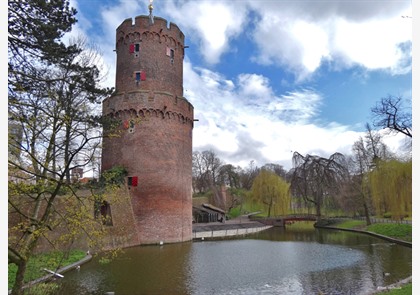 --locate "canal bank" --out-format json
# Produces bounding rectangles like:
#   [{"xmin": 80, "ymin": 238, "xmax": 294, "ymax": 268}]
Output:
[{"xmin": 315, "ymin": 225, "xmax": 412, "ymax": 248}]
